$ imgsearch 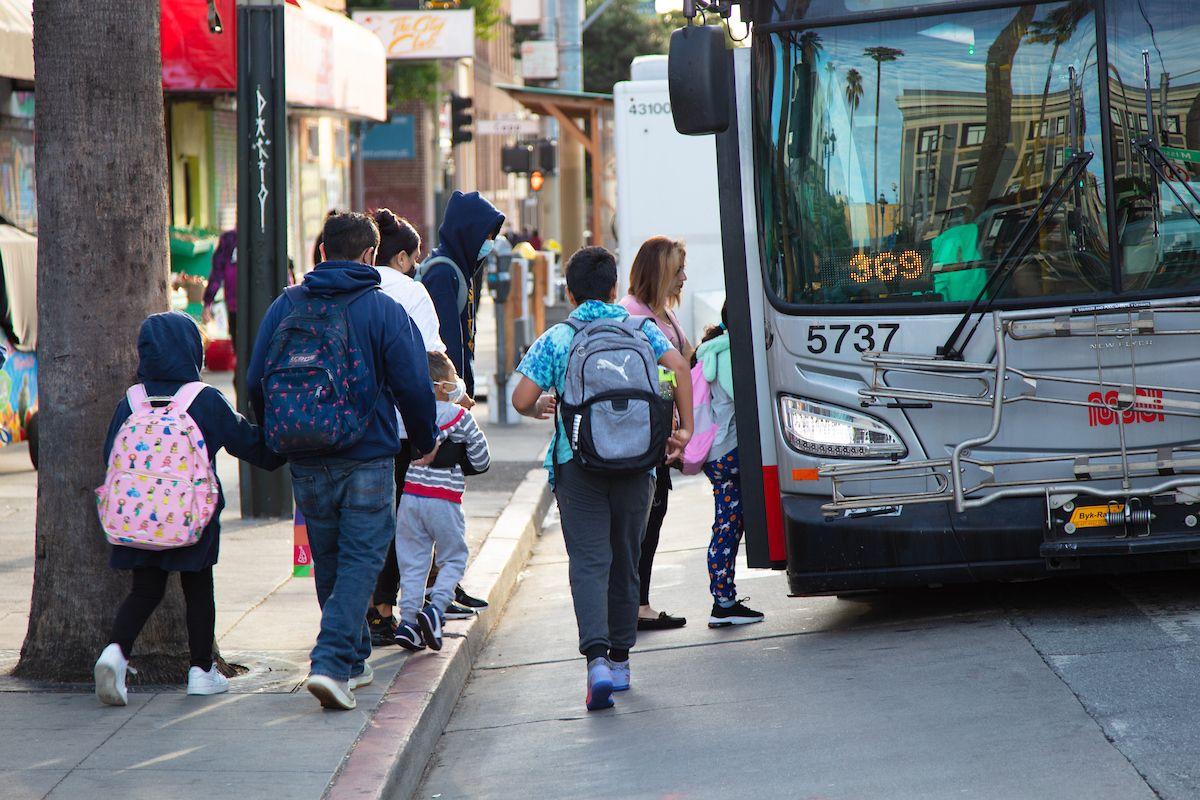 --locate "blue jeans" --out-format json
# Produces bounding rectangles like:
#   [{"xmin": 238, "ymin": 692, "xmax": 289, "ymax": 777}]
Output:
[{"xmin": 290, "ymin": 456, "xmax": 396, "ymax": 681}]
